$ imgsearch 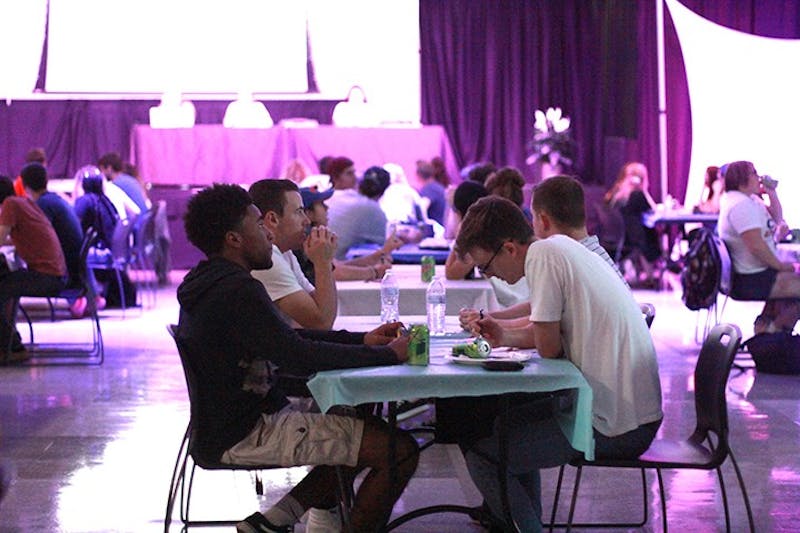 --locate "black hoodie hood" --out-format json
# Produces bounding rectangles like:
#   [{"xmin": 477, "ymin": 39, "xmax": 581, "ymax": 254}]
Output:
[{"xmin": 177, "ymin": 257, "xmax": 246, "ymax": 312}]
